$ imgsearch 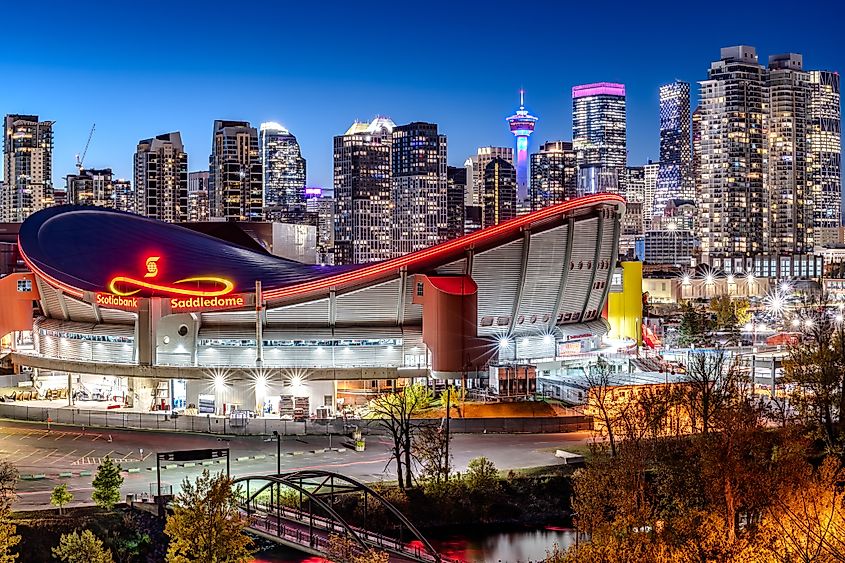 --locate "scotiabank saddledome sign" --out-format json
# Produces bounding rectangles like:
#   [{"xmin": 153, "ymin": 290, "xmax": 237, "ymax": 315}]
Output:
[{"xmin": 95, "ymin": 255, "xmax": 246, "ymax": 312}]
